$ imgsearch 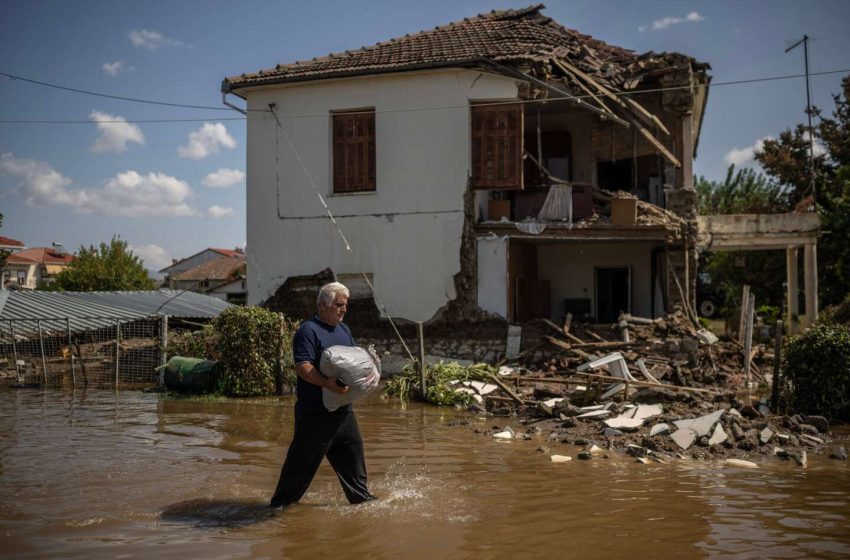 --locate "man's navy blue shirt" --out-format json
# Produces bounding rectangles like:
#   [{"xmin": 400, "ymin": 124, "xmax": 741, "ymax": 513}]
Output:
[{"xmin": 292, "ymin": 316, "xmax": 355, "ymax": 412}]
